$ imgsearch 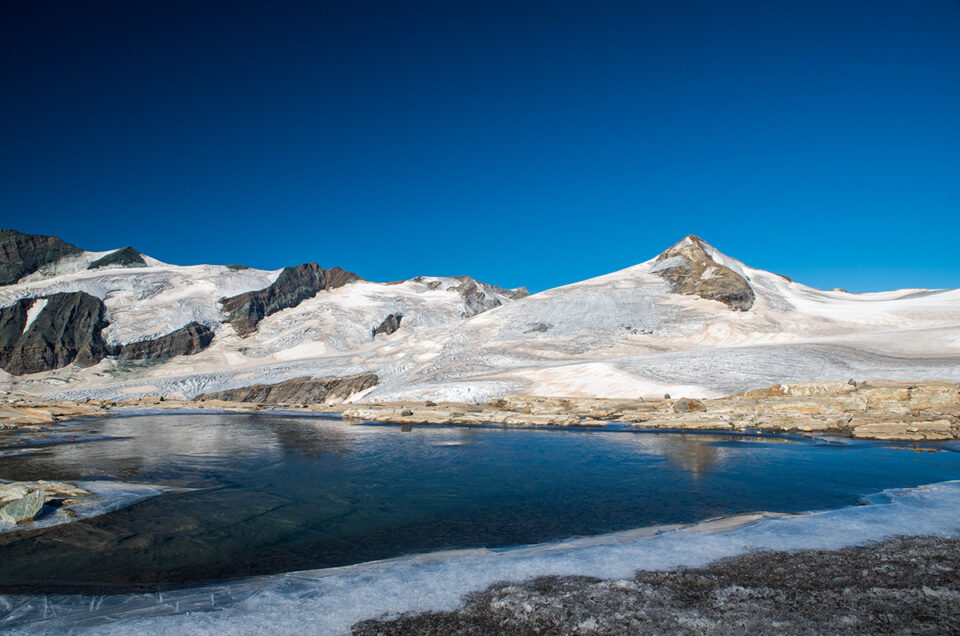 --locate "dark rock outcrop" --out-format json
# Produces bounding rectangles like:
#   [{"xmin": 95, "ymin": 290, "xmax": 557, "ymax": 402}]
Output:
[
  {"xmin": 118, "ymin": 322, "xmax": 215, "ymax": 361},
  {"xmin": 525, "ymin": 322, "xmax": 552, "ymax": 333},
  {"xmin": 449, "ymin": 277, "xmax": 530, "ymax": 316},
  {"xmin": 493, "ymin": 285, "xmax": 531, "ymax": 300},
  {"xmin": 221, "ymin": 263, "xmax": 362, "ymax": 336},
  {"xmin": 653, "ymin": 236, "xmax": 755, "ymax": 311},
  {"xmin": 87, "ymin": 247, "xmax": 146, "ymax": 270},
  {"xmin": 0, "ymin": 292, "xmax": 112, "ymax": 375},
  {"xmin": 198, "ymin": 373, "xmax": 378, "ymax": 404},
  {"xmin": 373, "ymin": 313, "xmax": 403, "ymax": 338},
  {"xmin": 0, "ymin": 230, "xmax": 82, "ymax": 285}
]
